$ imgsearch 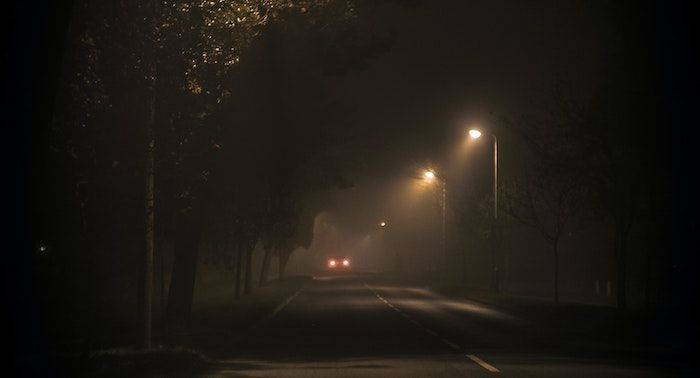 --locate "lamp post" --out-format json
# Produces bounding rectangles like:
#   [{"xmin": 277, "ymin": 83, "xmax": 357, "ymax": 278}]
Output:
[
  {"xmin": 423, "ymin": 169, "xmax": 447, "ymax": 277},
  {"xmin": 469, "ymin": 129, "xmax": 498, "ymax": 219},
  {"xmin": 378, "ymin": 220, "xmax": 394, "ymax": 271},
  {"xmin": 469, "ymin": 128, "xmax": 502, "ymax": 292}
]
